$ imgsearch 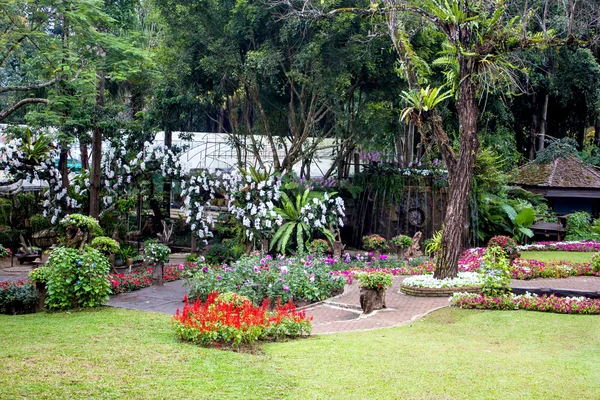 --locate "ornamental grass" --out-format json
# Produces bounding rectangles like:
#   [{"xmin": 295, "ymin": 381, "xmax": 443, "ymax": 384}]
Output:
[{"xmin": 172, "ymin": 291, "xmax": 311, "ymax": 348}]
